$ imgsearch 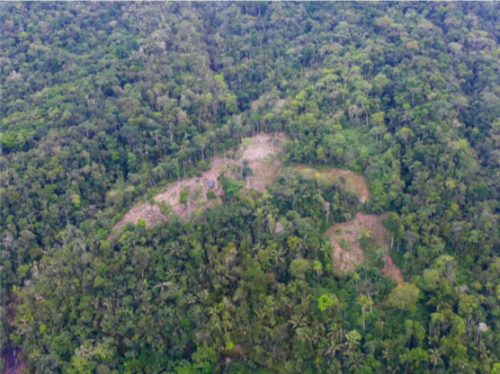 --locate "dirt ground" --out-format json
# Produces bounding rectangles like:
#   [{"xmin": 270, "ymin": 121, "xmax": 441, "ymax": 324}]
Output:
[
  {"xmin": 116, "ymin": 133, "xmax": 285, "ymax": 228},
  {"xmin": 383, "ymin": 254, "xmax": 404, "ymax": 285},
  {"xmin": 325, "ymin": 212, "xmax": 404, "ymax": 284},
  {"xmin": 241, "ymin": 133, "xmax": 285, "ymax": 193},
  {"xmin": 292, "ymin": 165, "xmax": 370, "ymax": 203},
  {"xmin": 113, "ymin": 134, "xmax": 403, "ymax": 282},
  {"xmin": 115, "ymin": 134, "xmax": 374, "ymax": 229}
]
